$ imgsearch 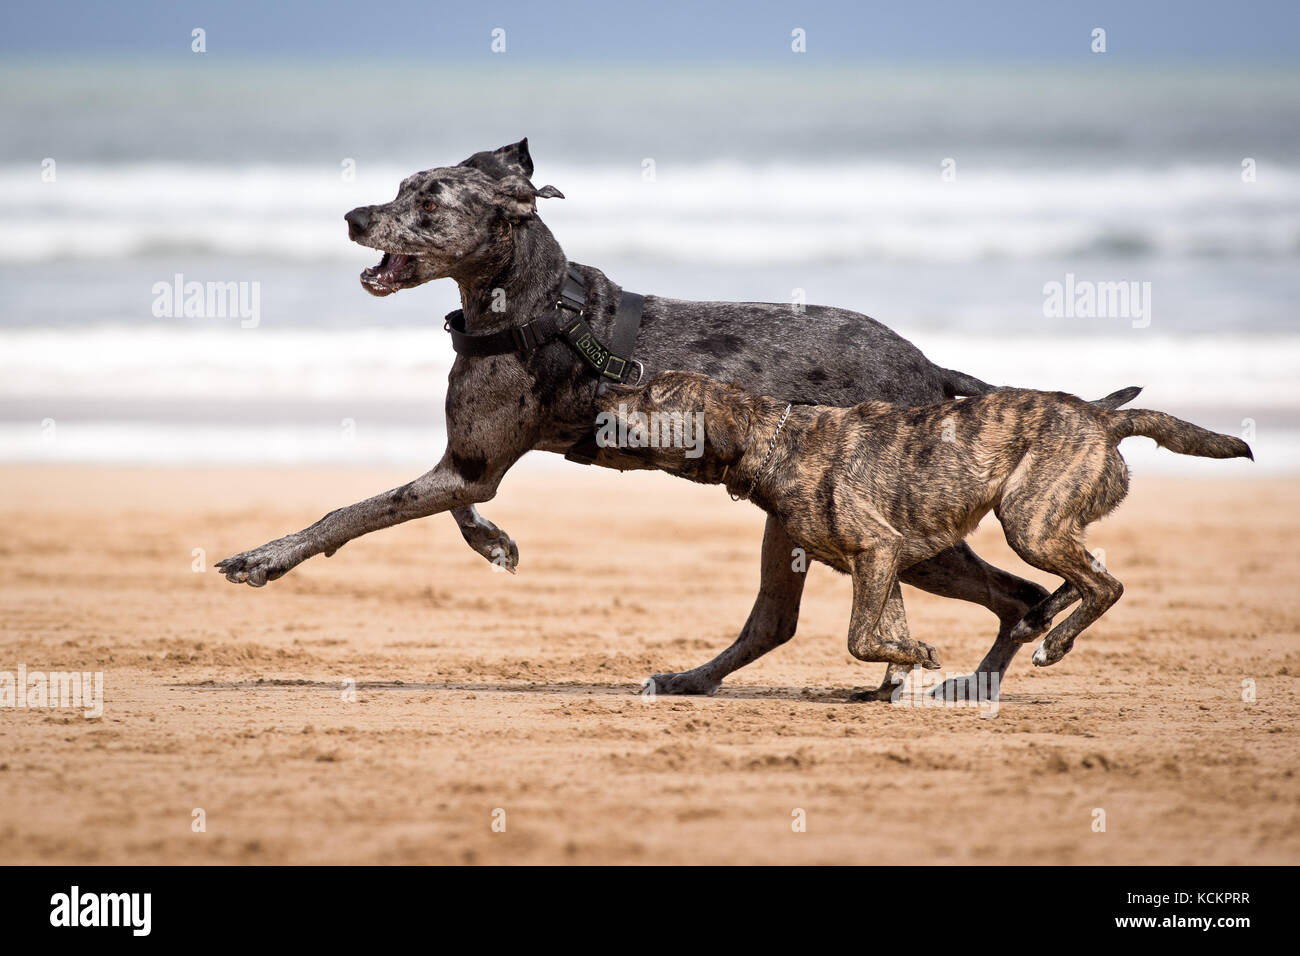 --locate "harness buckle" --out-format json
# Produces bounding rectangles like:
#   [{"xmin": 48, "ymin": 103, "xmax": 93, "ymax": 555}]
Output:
[
  {"xmin": 600, "ymin": 357, "xmax": 645, "ymax": 384},
  {"xmin": 511, "ymin": 322, "xmax": 538, "ymax": 352}
]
